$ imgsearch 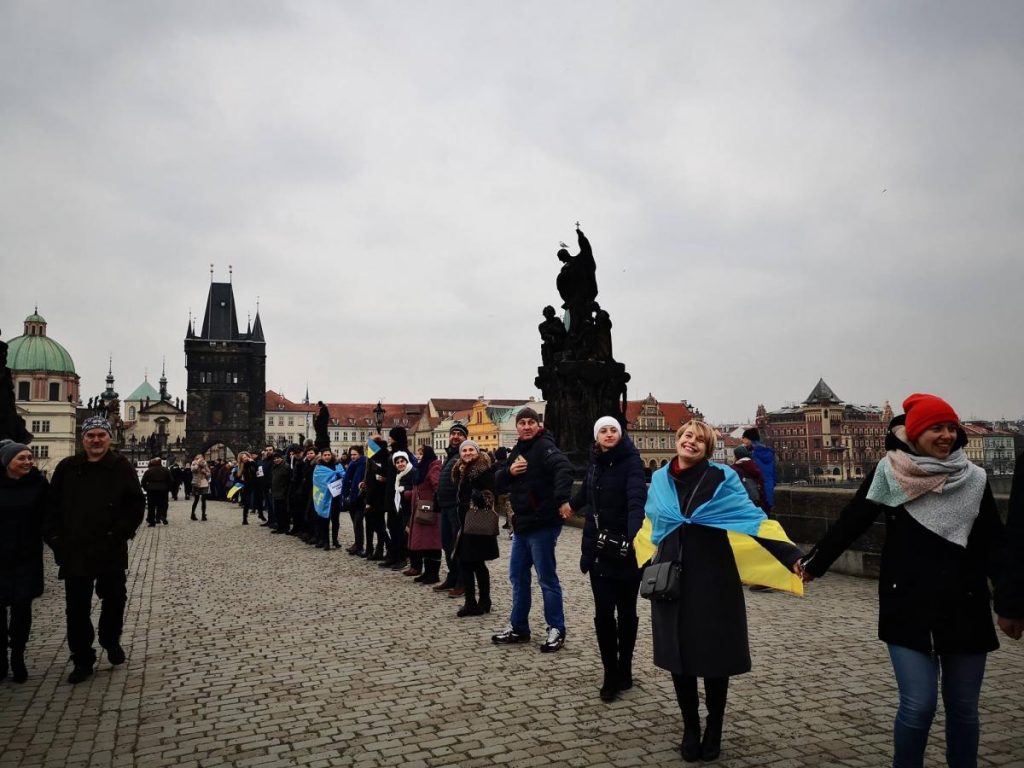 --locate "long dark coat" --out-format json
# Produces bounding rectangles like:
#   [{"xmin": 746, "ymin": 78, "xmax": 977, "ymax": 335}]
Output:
[
  {"xmin": 43, "ymin": 451, "xmax": 145, "ymax": 579},
  {"xmin": 0, "ymin": 467, "xmax": 47, "ymax": 604},
  {"xmin": 453, "ymin": 454, "xmax": 499, "ymax": 562},
  {"xmin": 649, "ymin": 460, "xmax": 800, "ymax": 678}
]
